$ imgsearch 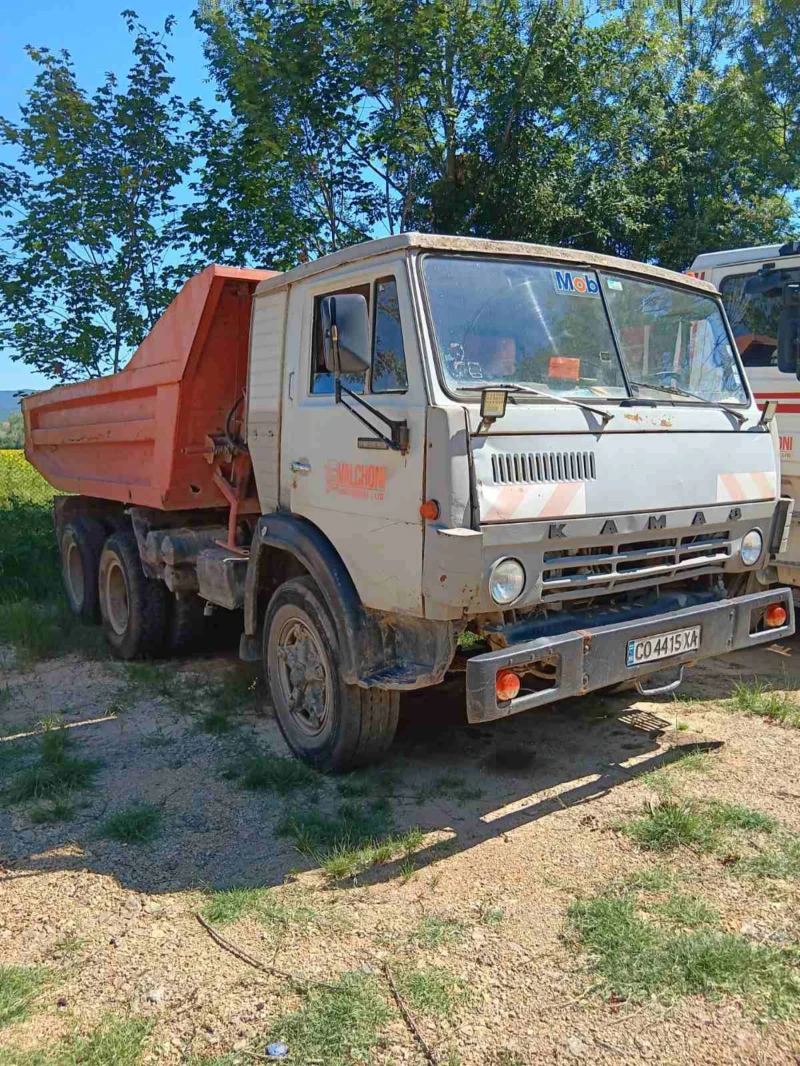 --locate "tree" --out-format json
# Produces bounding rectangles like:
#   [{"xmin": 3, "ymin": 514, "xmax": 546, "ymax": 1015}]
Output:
[
  {"xmin": 0, "ymin": 12, "xmax": 198, "ymax": 382},
  {"xmin": 193, "ymin": 0, "xmax": 797, "ymax": 274},
  {"xmin": 0, "ymin": 412, "xmax": 24, "ymax": 449}
]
